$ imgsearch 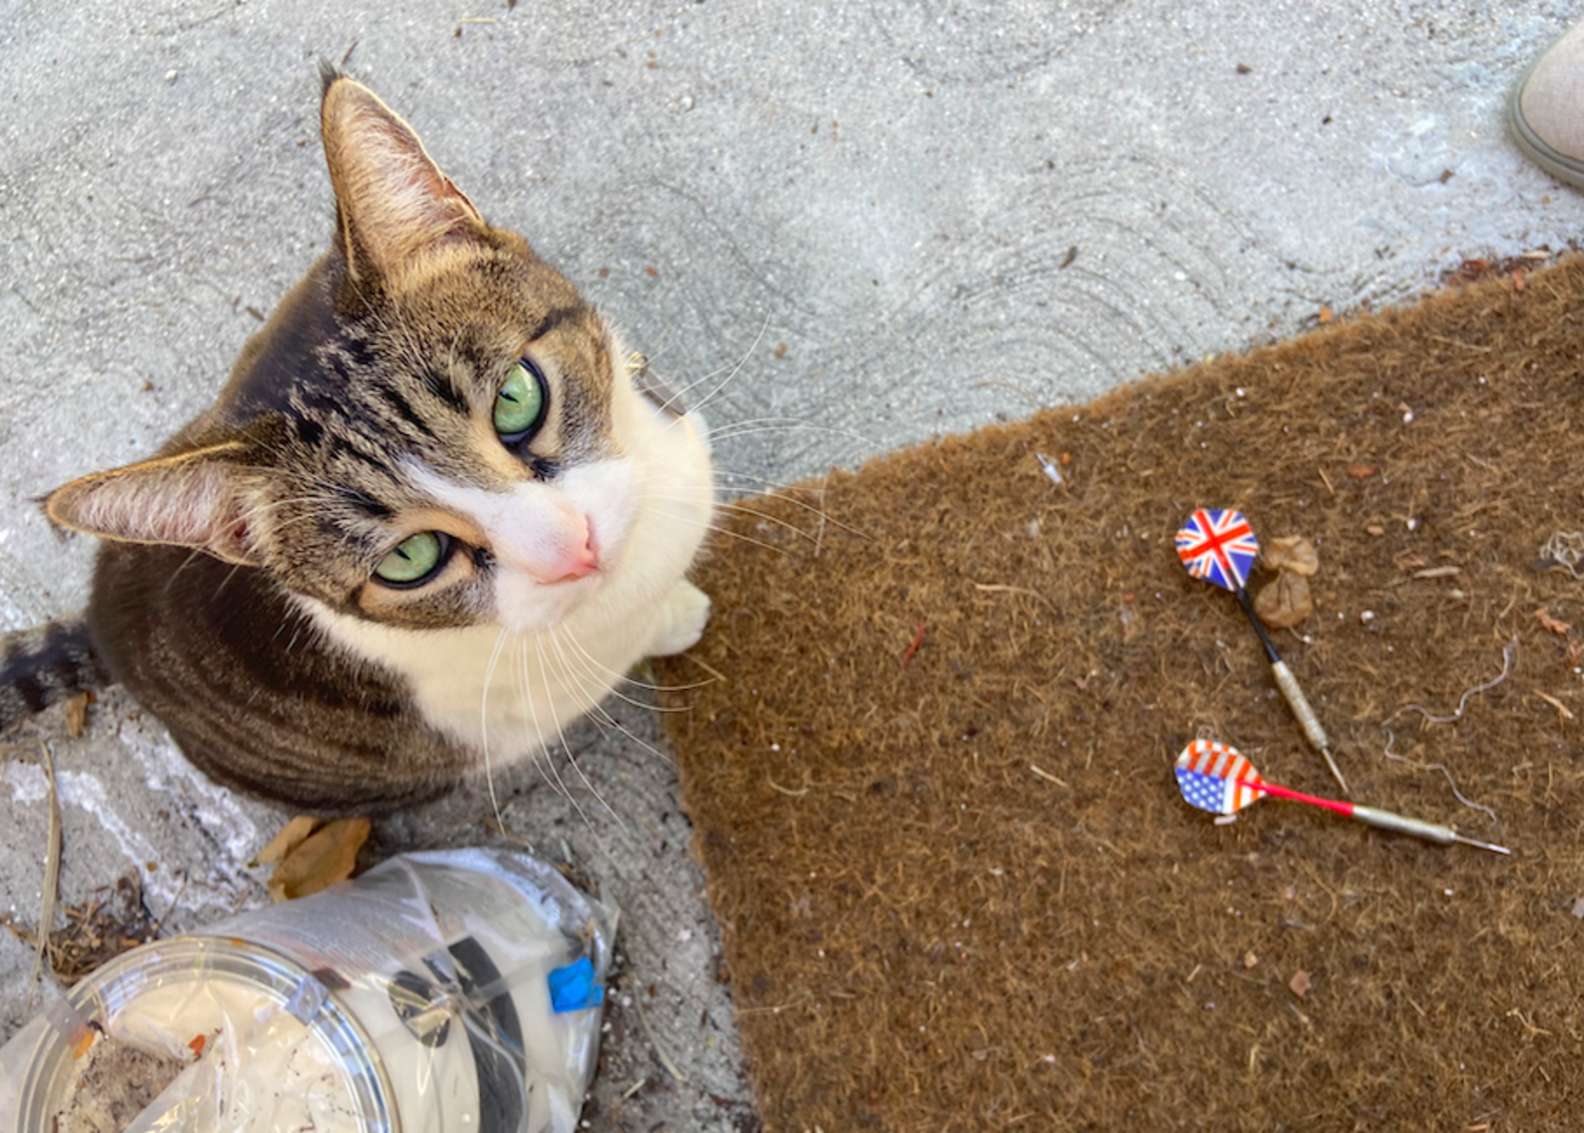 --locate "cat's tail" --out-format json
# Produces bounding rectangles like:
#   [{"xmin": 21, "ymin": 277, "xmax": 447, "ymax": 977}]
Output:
[{"xmin": 0, "ymin": 618, "xmax": 112, "ymax": 733}]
